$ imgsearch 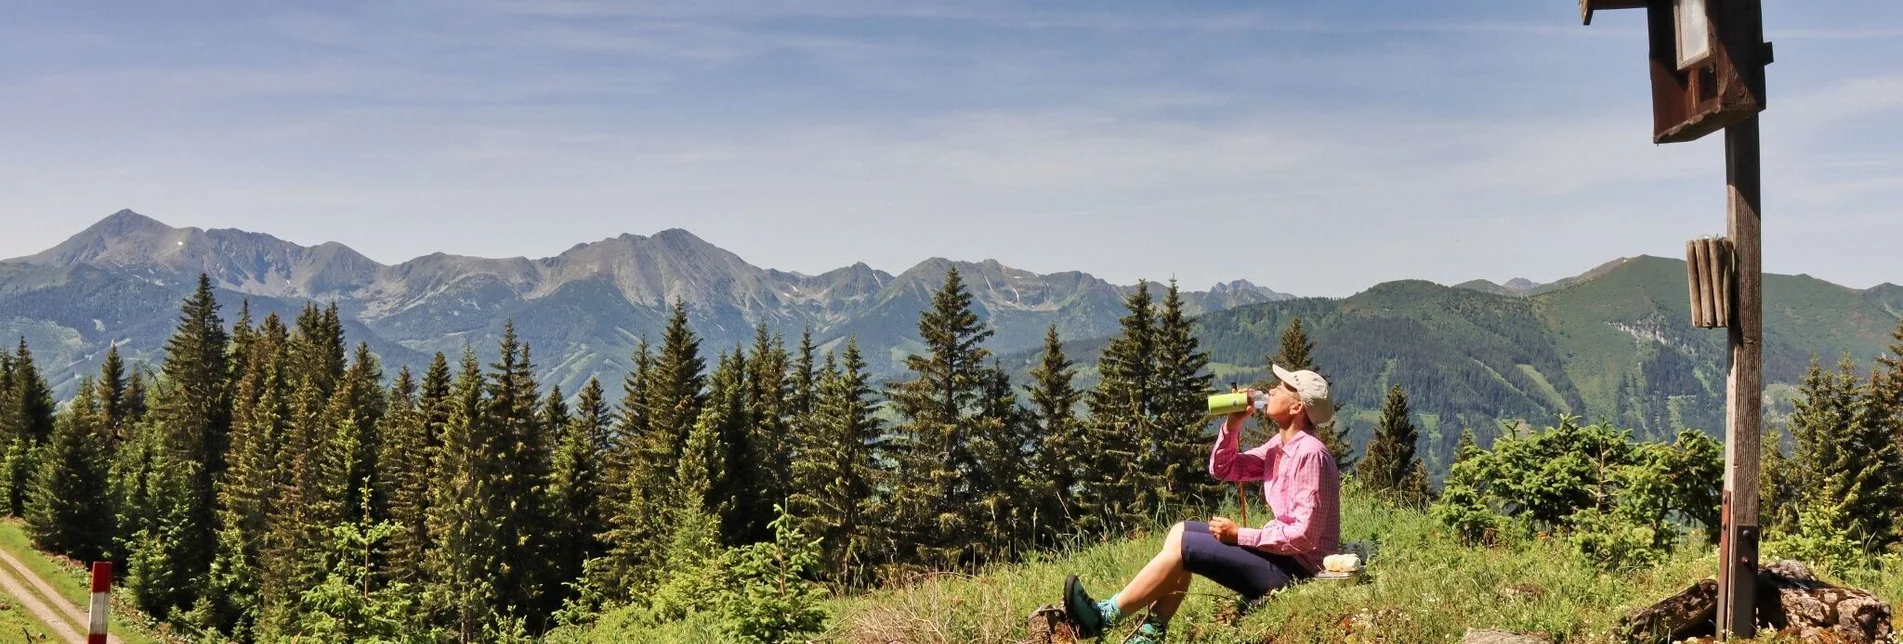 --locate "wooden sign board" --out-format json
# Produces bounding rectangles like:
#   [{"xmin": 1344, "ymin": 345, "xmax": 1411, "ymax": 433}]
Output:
[{"xmin": 1582, "ymin": 0, "xmax": 1768, "ymax": 144}]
